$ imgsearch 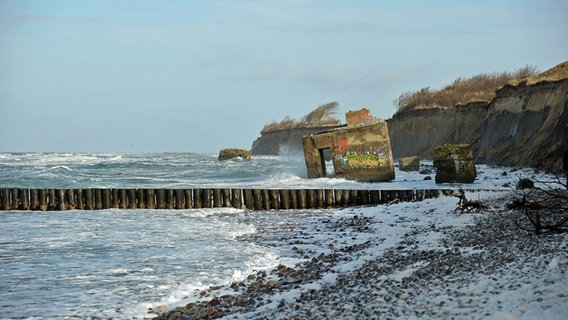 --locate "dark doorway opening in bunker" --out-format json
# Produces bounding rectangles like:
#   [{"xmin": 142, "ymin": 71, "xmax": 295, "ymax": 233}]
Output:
[{"xmin": 318, "ymin": 148, "xmax": 335, "ymax": 177}]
